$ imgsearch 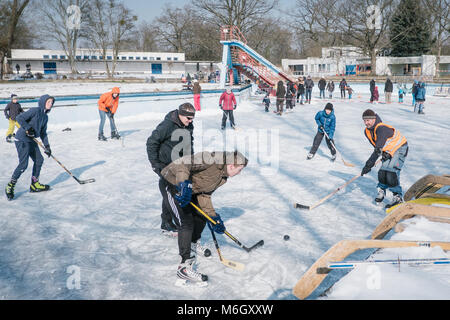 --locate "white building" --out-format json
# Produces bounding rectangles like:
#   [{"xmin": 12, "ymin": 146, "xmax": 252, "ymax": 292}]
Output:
[
  {"xmin": 7, "ymin": 49, "xmax": 220, "ymax": 78},
  {"xmin": 282, "ymin": 46, "xmax": 450, "ymax": 77}
]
